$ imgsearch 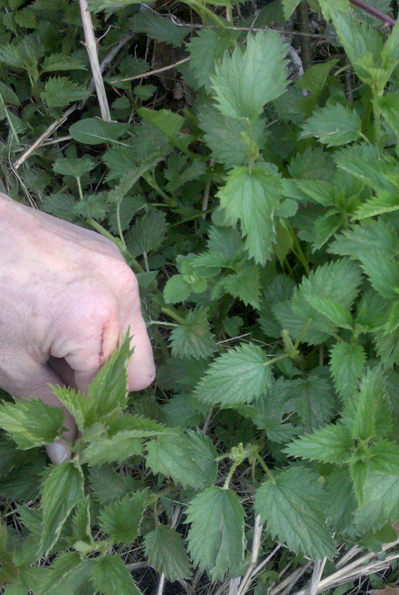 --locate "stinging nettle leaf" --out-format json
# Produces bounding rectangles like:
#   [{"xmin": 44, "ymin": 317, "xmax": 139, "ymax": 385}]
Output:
[
  {"xmin": 69, "ymin": 118, "xmax": 131, "ymax": 145},
  {"xmin": 186, "ymin": 486, "xmax": 245, "ymax": 580},
  {"xmin": 194, "ymin": 342, "xmax": 272, "ymax": 407},
  {"xmin": 144, "ymin": 526, "xmax": 192, "ymax": 582},
  {"xmin": 170, "ymin": 306, "xmax": 217, "ymax": 360},
  {"xmin": 211, "ymin": 30, "xmax": 289, "ymax": 121},
  {"xmin": 217, "ymin": 165, "xmax": 282, "ymax": 265},
  {"xmin": 255, "ymin": 466, "xmax": 336, "ymax": 560},
  {"xmin": 91, "ymin": 554, "xmax": 142, "ymax": 595},
  {"xmin": 286, "ymin": 424, "xmax": 353, "ymax": 464},
  {"xmin": 99, "ymin": 489, "xmax": 147, "ymax": 545},
  {"xmin": 330, "ymin": 342, "xmax": 365, "ymax": 400},
  {"xmin": 40, "ymin": 460, "xmax": 84, "ymax": 555},
  {"xmin": 0, "ymin": 398, "xmax": 65, "ymax": 450},
  {"xmin": 300, "ymin": 103, "xmax": 362, "ymax": 147}
]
